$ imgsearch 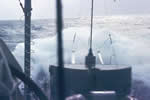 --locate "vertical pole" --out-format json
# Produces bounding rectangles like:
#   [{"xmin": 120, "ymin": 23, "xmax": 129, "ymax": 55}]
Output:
[
  {"xmin": 85, "ymin": 0, "xmax": 96, "ymax": 69},
  {"xmin": 90, "ymin": 0, "xmax": 94, "ymax": 49},
  {"xmin": 56, "ymin": 0, "xmax": 65, "ymax": 100},
  {"xmin": 24, "ymin": 0, "xmax": 32, "ymax": 100},
  {"xmin": 85, "ymin": 0, "xmax": 96, "ymax": 91}
]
